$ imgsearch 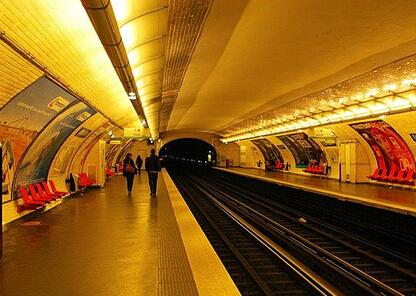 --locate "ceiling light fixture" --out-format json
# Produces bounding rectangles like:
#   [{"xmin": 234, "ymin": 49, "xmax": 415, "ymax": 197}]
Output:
[
  {"xmin": 128, "ymin": 92, "xmax": 136, "ymax": 100},
  {"xmin": 222, "ymin": 84, "xmax": 416, "ymax": 144}
]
